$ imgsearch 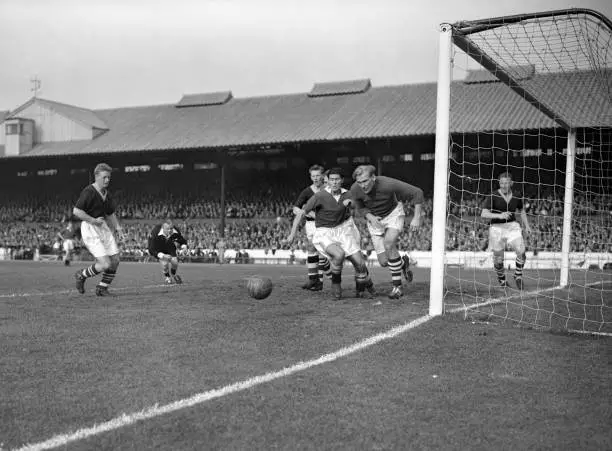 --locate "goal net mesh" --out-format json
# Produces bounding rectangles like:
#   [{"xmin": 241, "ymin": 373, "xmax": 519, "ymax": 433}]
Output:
[{"xmin": 442, "ymin": 9, "xmax": 612, "ymax": 334}]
